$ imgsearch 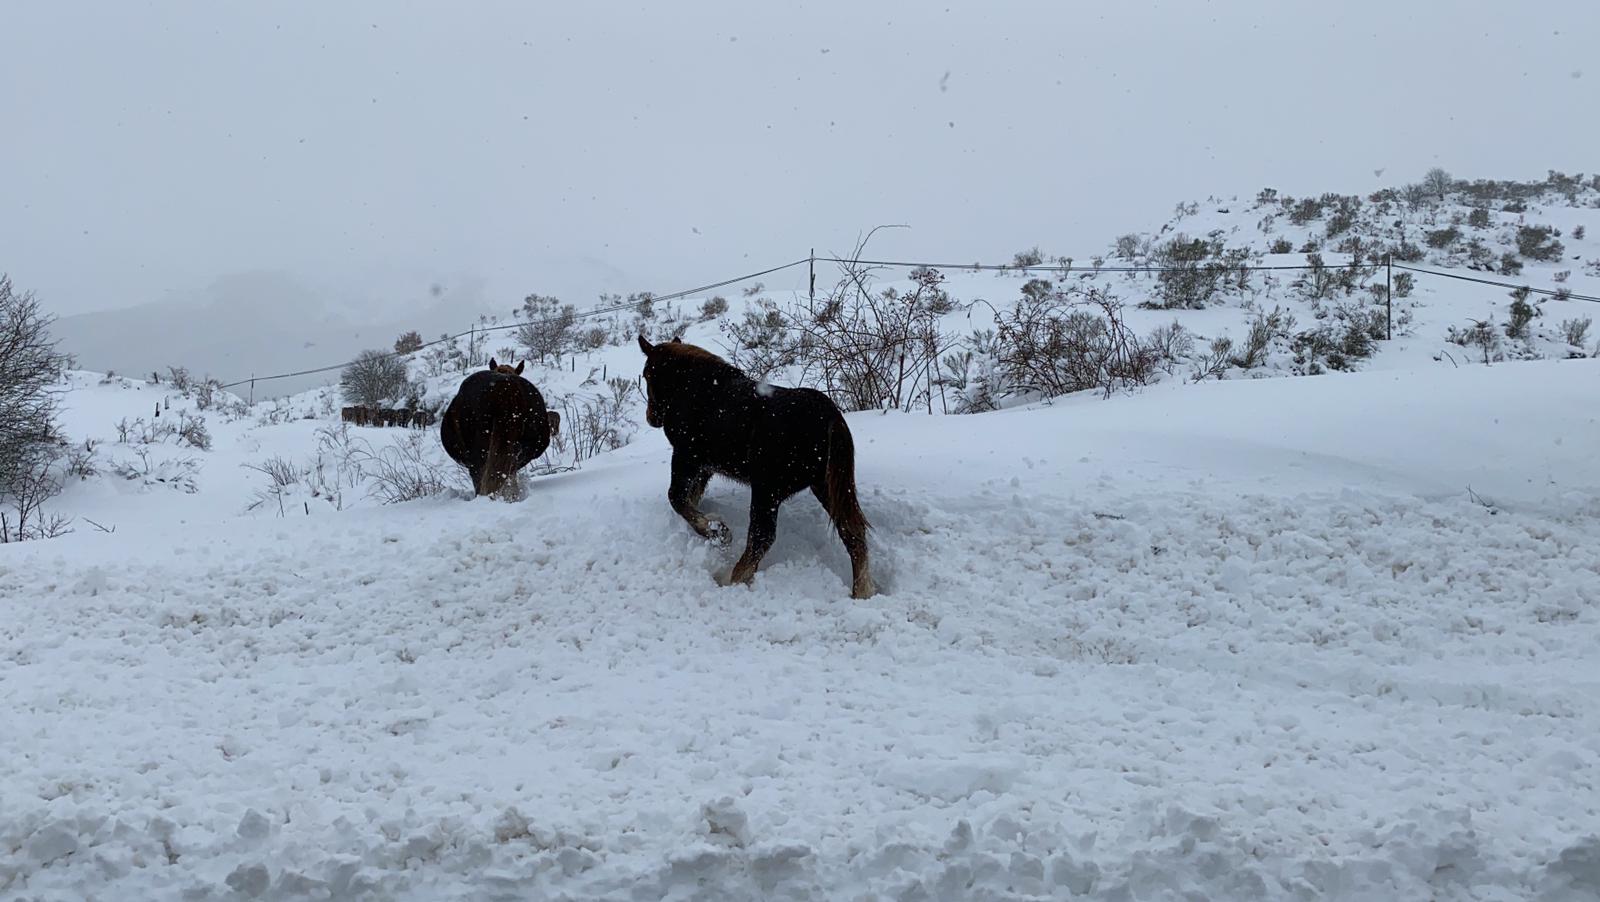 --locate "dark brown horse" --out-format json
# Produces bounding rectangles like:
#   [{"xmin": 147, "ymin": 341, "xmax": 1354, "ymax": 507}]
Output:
[
  {"xmin": 637, "ymin": 335, "xmax": 874, "ymax": 598},
  {"xmin": 440, "ymin": 359, "xmax": 561, "ymax": 497}
]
